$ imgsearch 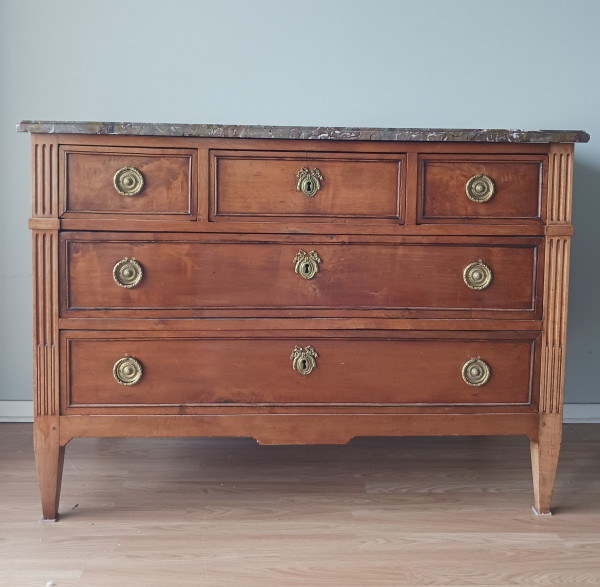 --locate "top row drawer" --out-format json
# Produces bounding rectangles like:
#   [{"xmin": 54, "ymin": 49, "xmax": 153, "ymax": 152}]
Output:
[
  {"xmin": 60, "ymin": 145, "xmax": 545, "ymax": 225},
  {"xmin": 61, "ymin": 146, "xmax": 197, "ymax": 220}
]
